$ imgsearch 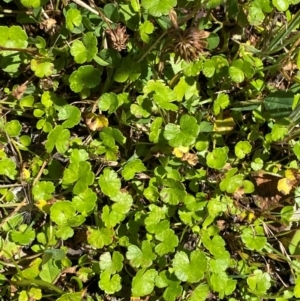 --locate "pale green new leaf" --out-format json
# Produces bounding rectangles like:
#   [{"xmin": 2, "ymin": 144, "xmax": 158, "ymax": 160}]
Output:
[
  {"xmin": 99, "ymin": 270, "xmax": 122, "ymax": 294},
  {"xmin": 99, "ymin": 168, "xmax": 121, "ymax": 198},
  {"xmin": 122, "ymin": 159, "xmax": 146, "ymax": 180},
  {"xmin": 126, "ymin": 240, "xmax": 156, "ymax": 268},
  {"xmin": 155, "ymin": 229, "xmax": 178, "ymax": 255},
  {"xmin": 132, "ymin": 268, "xmax": 158, "ymax": 297},
  {"xmin": 141, "ymin": 0, "xmax": 177, "ymax": 17}
]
